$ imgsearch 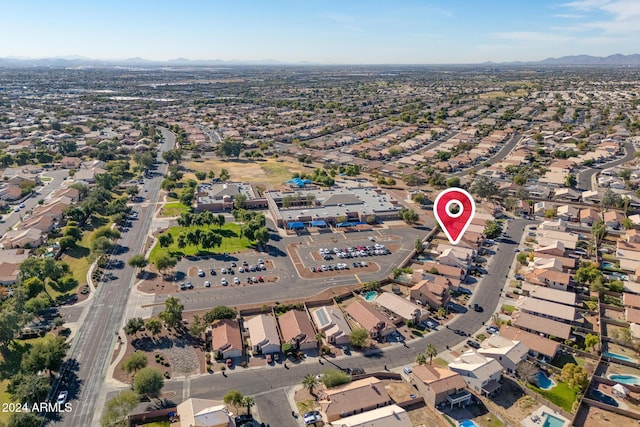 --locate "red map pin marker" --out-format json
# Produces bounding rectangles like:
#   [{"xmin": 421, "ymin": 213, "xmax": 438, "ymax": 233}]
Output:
[{"xmin": 434, "ymin": 188, "xmax": 476, "ymax": 245}]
